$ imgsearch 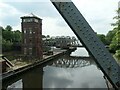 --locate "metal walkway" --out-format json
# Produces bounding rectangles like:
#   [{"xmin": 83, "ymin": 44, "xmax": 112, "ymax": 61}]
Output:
[{"xmin": 50, "ymin": 0, "xmax": 120, "ymax": 89}]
